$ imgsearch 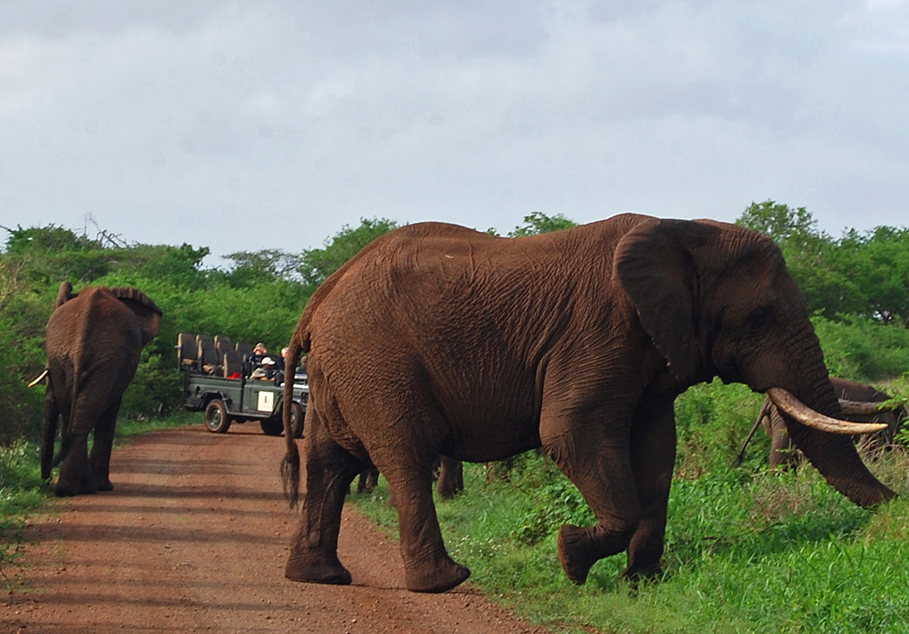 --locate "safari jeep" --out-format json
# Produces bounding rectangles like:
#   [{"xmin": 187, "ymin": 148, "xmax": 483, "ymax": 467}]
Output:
[{"xmin": 177, "ymin": 332, "xmax": 307, "ymax": 437}]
